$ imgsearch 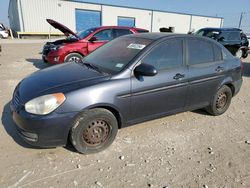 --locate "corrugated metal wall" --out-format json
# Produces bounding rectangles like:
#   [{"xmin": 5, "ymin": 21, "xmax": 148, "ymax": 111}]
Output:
[
  {"xmin": 9, "ymin": 0, "xmax": 223, "ymax": 33},
  {"xmin": 18, "ymin": 0, "xmax": 101, "ymax": 32},
  {"xmin": 8, "ymin": 0, "xmax": 21, "ymax": 32}
]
